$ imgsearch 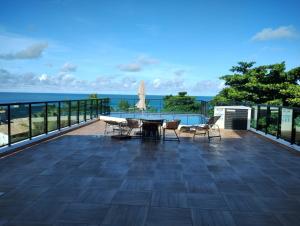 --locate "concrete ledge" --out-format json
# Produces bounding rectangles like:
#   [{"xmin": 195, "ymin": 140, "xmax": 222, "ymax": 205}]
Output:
[
  {"xmin": 0, "ymin": 119, "xmax": 99, "ymax": 158},
  {"xmin": 249, "ymin": 128, "xmax": 300, "ymax": 153}
]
